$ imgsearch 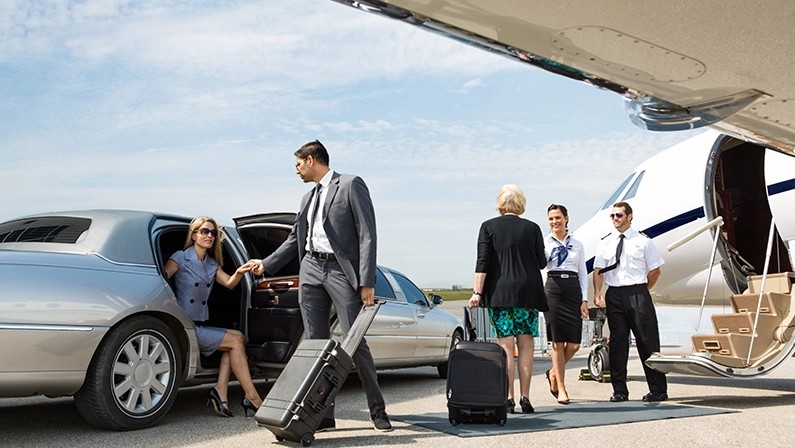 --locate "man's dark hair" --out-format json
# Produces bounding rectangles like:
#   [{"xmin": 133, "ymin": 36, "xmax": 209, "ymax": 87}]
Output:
[
  {"xmin": 613, "ymin": 201, "xmax": 633, "ymax": 215},
  {"xmin": 547, "ymin": 203, "xmax": 569, "ymax": 217},
  {"xmin": 295, "ymin": 140, "xmax": 329, "ymax": 166}
]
